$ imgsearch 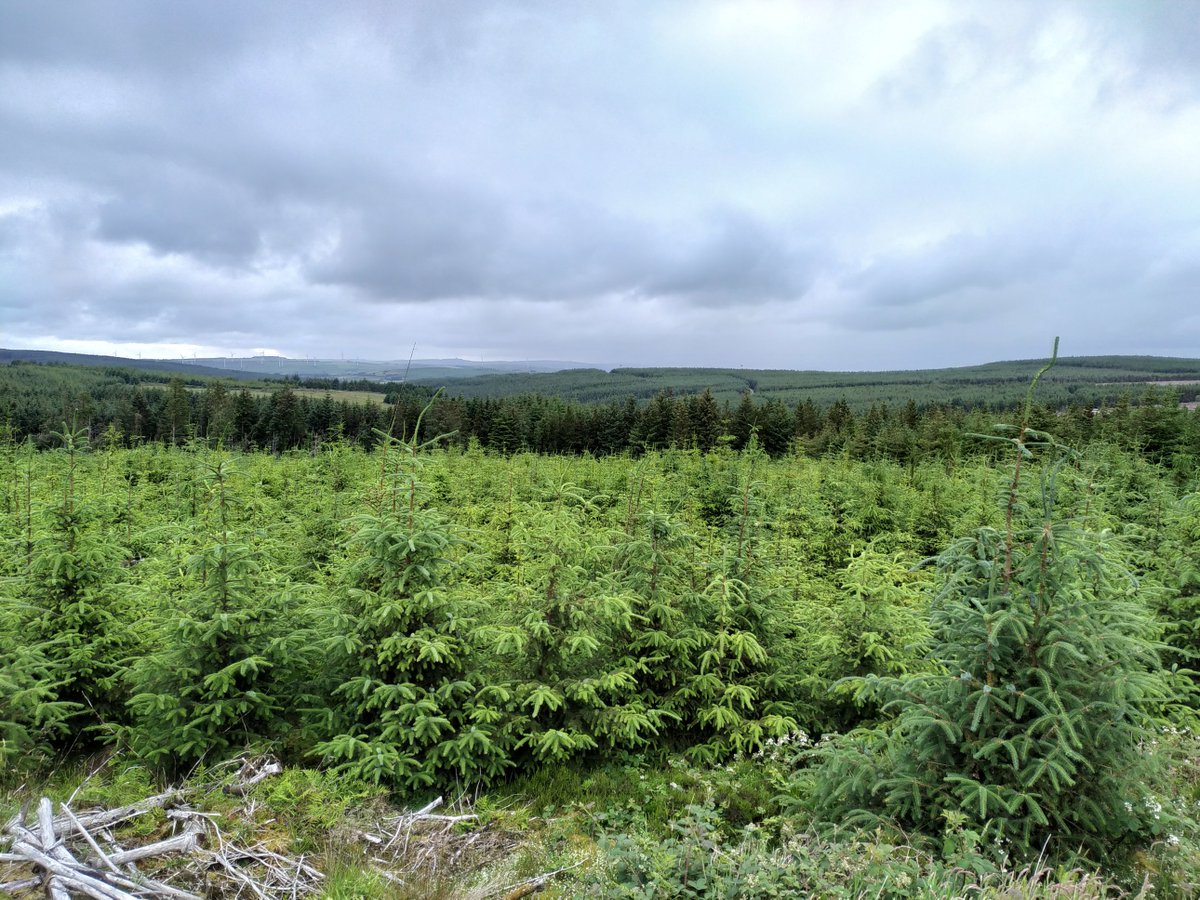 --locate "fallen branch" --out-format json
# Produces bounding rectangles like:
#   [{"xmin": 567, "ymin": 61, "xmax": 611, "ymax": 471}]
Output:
[
  {"xmin": 105, "ymin": 822, "xmax": 203, "ymax": 865},
  {"xmin": 6, "ymin": 790, "xmax": 181, "ymax": 836},
  {"xmin": 498, "ymin": 861, "xmax": 583, "ymax": 900},
  {"xmin": 223, "ymin": 759, "xmax": 283, "ymax": 796},
  {"xmin": 9, "ymin": 837, "xmax": 139, "ymax": 900},
  {"xmin": 2, "ymin": 775, "xmax": 320, "ymax": 900},
  {"xmin": 62, "ymin": 802, "xmax": 121, "ymax": 874}
]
